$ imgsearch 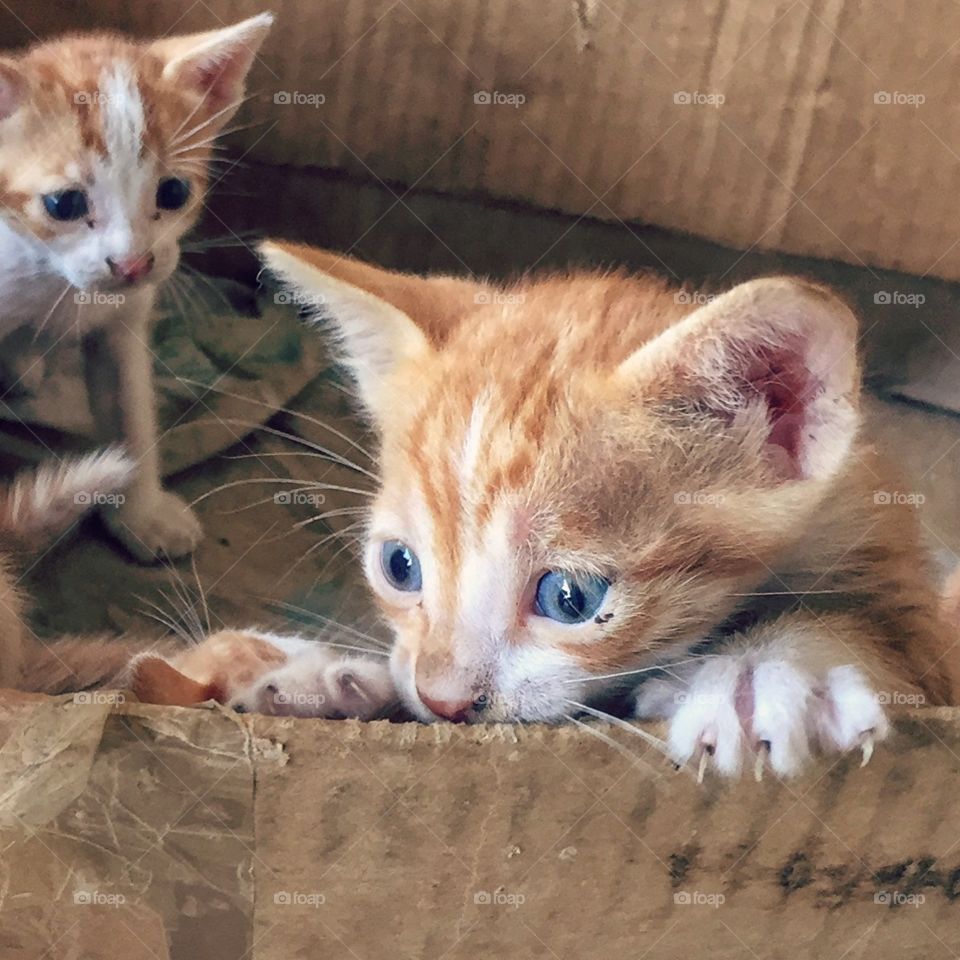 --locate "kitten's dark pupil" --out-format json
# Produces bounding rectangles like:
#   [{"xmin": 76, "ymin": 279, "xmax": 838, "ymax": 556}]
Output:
[
  {"xmin": 389, "ymin": 546, "xmax": 413, "ymax": 584},
  {"xmin": 43, "ymin": 190, "xmax": 88, "ymax": 221},
  {"xmin": 156, "ymin": 177, "xmax": 191, "ymax": 211}
]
